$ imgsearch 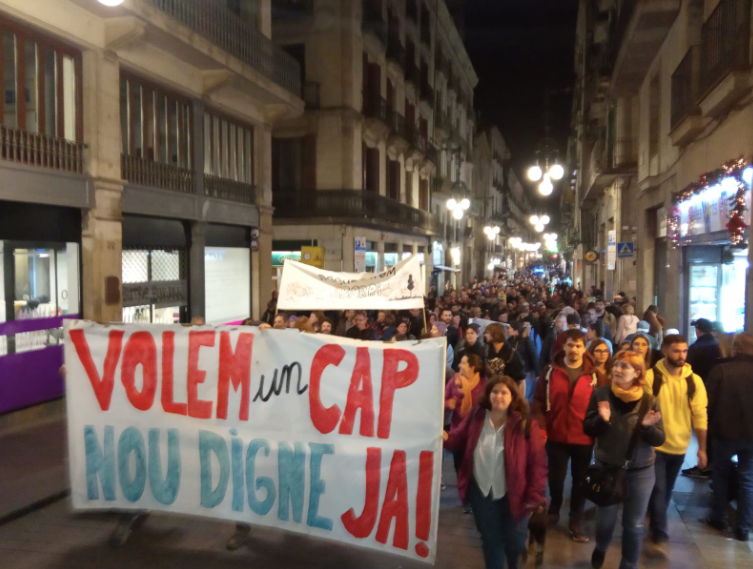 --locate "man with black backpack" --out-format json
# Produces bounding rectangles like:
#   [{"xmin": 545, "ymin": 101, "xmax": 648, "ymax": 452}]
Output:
[{"xmin": 643, "ymin": 335, "xmax": 708, "ymax": 558}]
